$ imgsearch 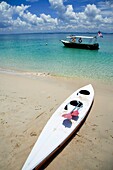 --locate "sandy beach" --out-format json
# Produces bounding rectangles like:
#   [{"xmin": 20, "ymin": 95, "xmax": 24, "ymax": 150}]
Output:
[{"xmin": 0, "ymin": 72, "xmax": 113, "ymax": 170}]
